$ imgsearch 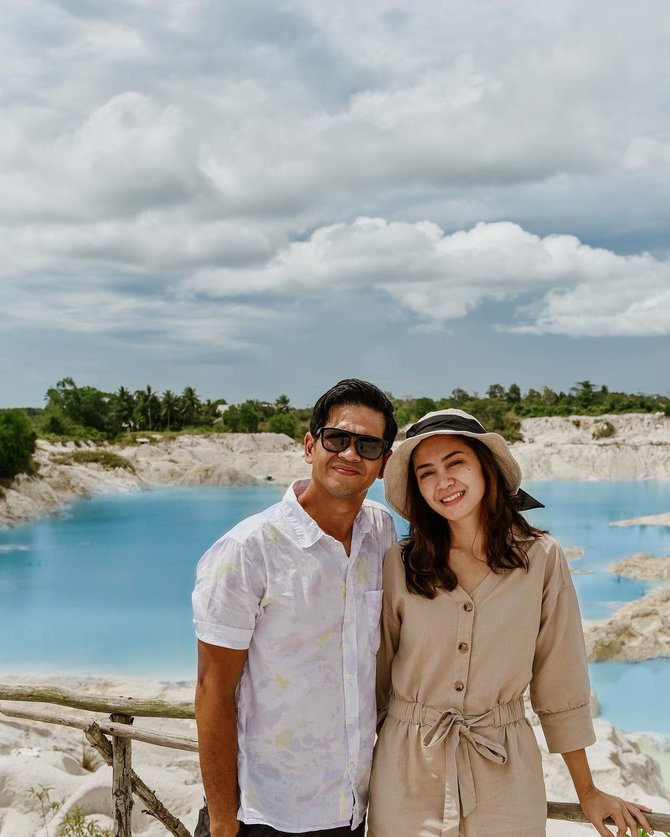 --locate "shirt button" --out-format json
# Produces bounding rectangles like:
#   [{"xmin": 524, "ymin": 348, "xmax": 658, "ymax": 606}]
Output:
[
  {"xmin": 463, "ymin": 602, "xmax": 473, "ymax": 612},
  {"xmin": 458, "ymin": 642, "xmax": 469, "ymax": 653},
  {"xmin": 454, "ymin": 681, "xmax": 465, "ymax": 692}
]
